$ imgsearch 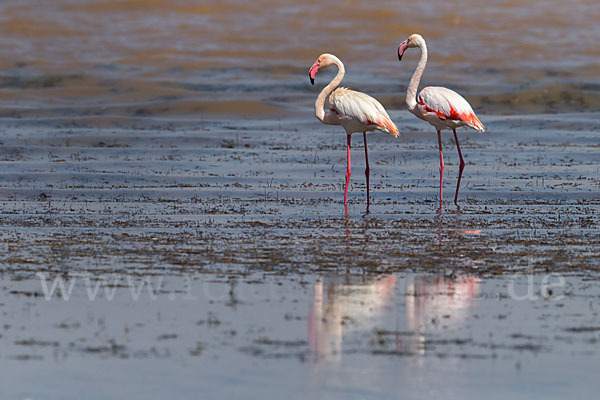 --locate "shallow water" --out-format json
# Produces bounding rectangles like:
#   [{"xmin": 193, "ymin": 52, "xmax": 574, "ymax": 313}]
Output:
[
  {"xmin": 0, "ymin": 1, "xmax": 599, "ymax": 399},
  {"xmin": 2, "ymin": 272, "xmax": 600, "ymax": 400}
]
